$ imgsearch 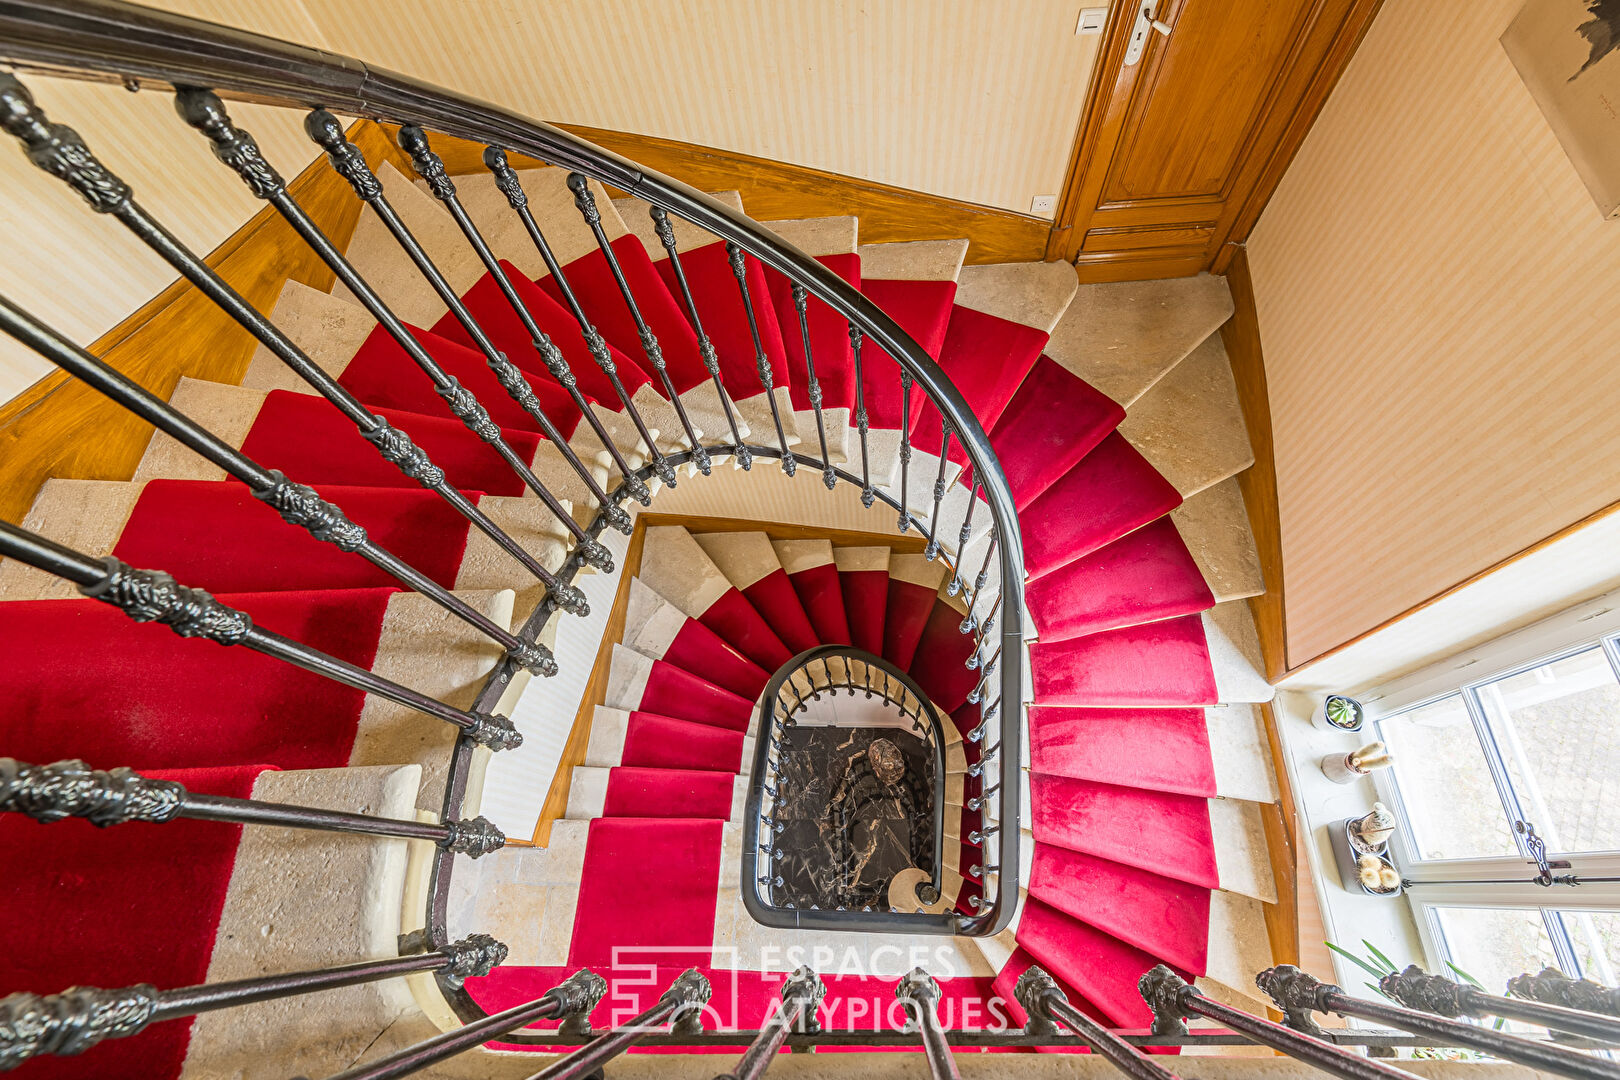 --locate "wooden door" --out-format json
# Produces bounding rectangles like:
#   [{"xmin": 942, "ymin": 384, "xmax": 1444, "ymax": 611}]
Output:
[{"xmin": 1050, "ymin": 0, "xmax": 1382, "ymax": 281}]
